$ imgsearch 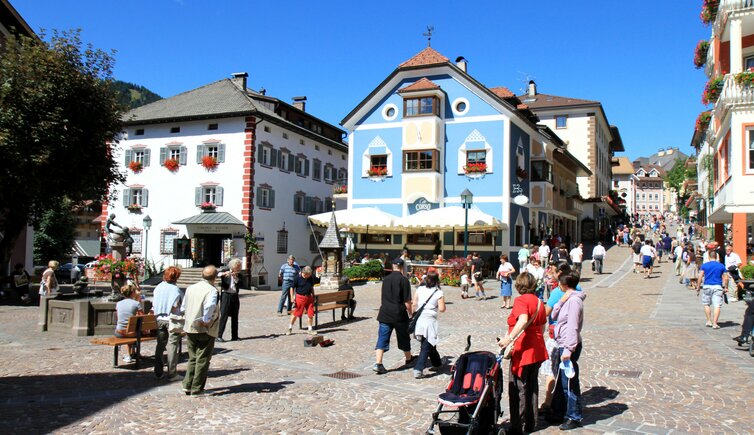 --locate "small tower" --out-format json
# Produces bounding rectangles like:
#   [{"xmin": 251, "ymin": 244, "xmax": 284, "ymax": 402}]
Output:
[{"xmin": 318, "ymin": 212, "xmax": 344, "ymax": 291}]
